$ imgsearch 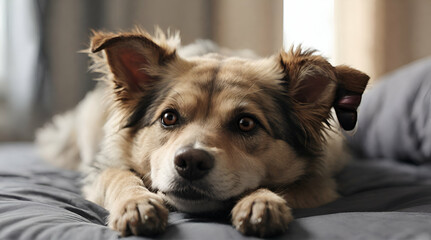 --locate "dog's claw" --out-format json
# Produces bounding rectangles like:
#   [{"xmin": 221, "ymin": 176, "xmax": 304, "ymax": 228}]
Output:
[{"xmin": 256, "ymin": 217, "xmax": 262, "ymax": 223}]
